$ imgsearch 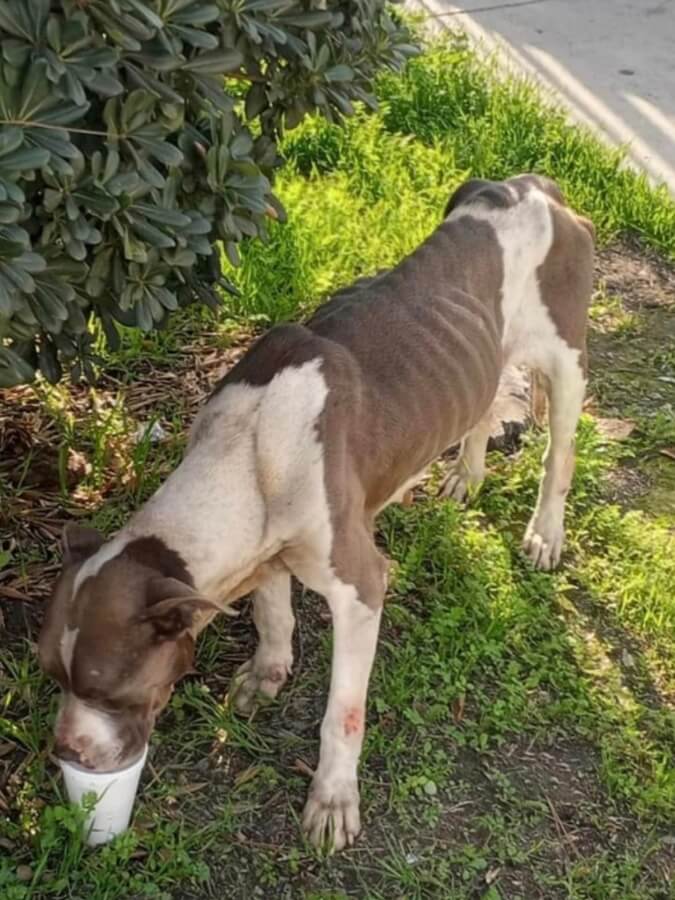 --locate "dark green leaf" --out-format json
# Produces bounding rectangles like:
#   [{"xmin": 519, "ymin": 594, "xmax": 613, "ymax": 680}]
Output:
[
  {"xmin": 17, "ymin": 251, "xmax": 46, "ymax": 273},
  {"xmin": 3, "ymin": 261, "xmax": 35, "ymax": 293},
  {"xmin": 243, "ymin": 0, "xmax": 294, "ymax": 11},
  {"xmin": 136, "ymin": 296, "xmax": 153, "ymax": 331},
  {"xmin": 107, "ymin": 171, "xmax": 141, "ymax": 195},
  {"xmin": 0, "ymin": 126, "xmax": 24, "ymax": 156},
  {"xmin": 0, "ymin": 346, "xmax": 35, "ymax": 386},
  {"xmin": 62, "ymin": 69, "xmax": 87, "ymax": 106},
  {"xmin": 130, "ymin": 48, "xmax": 181, "ymax": 72},
  {"xmin": 38, "ymin": 336, "xmax": 62, "ymax": 383},
  {"xmin": 230, "ymin": 132, "xmax": 254, "ymax": 159},
  {"xmin": 224, "ymin": 241, "xmax": 240, "ymax": 267},
  {"xmin": 245, "ymin": 83, "xmax": 268, "ymax": 120},
  {"xmin": 86, "ymin": 70, "xmax": 125, "ymax": 97},
  {"xmin": 101, "ymin": 312, "xmax": 120, "ymax": 351},
  {"xmin": 164, "ymin": 247, "xmax": 195, "ymax": 267},
  {"xmin": 133, "ymin": 203, "xmax": 190, "ymax": 227},
  {"xmin": 132, "ymin": 138, "xmax": 183, "ymax": 167},
  {"xmin": 0, "ymin": 203, "xmax": 20, "ymax": 224},
  {"xmin": 151, "ymin": 285, "xmax": 178, "ymax": 310},
  {"xmin": 325, "ymin": 65, "xmax": 354, "ymax": 83},
  {"xmin": 172, "ymin": 4, "xmax": 220, "ymax": 26},
  {"xmin": 0, "ymin": 146, "xmax": 50, "ymax": 172},
  {"xmin": 124, "ymin": 0, "xmax": 164, "ymax": 30},
  {"xmin": 277, "ymin": 11, "xmax": 333, "ymax": 28},
  {"xmin": 26, "ymin": 128, "xmax": 79, "ymax": 159},
  {"xmin": 183, "ymin": 49, "xmax": 244, "ymax": 75},
  {"xmin": 172, "ymin": 26, "xmax": 219, "ymax": 50},
  {"xmin": 129, "ymin": 216, "xmax": 176, "ymax": 249},
  {"xmin": 65, "ymin": 237, "xmax": 86, "ymax": 261},
  {"xmin": 35, "ymin": 100, "xmax": 91, "ymax": 126}
]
